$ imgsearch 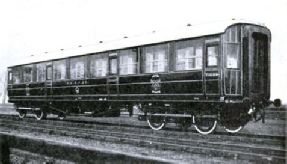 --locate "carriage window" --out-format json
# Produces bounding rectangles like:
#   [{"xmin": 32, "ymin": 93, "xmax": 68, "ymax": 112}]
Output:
[
  {"xmin": 46, "ymin": 66, "xmax": 52, "ymax": 80},
  {"xmin": 109, "ymin": 53, "xmax": 118, "ymax": 75},
  {"xmin": 207, "ymin": 45, "xmax": 219, "ymax": 67},
  {"xmin": 90, "ymin": 53, "xmax": 108, "ymax": 77},
  {"xmin": 12, "ymin": 67, "xmax": 21, "ymax": 84},
  {"xmin": 110, "ymin": 58, "xmax": 117, "ymax": 75},
  {"xmin": 23, "ymin": 65, "xmax": 33, "ymax": 83},
  {"xmin": 142, "ymin": 44, "xmax": 168, "ymax": 73},
  {"xmin": 175, "ymin": 40, "xmax": 202, "ymax": 71},
  {"xmin": 8, "ymin": 72, "xmax": 12, "ymax": 81},
  {"xmin": 226, "ymin": 44, "xmax": 240, "ymax": 68},
  {"xmin": 70, "ymin": 56, "xmax": 87, "ymax": 79},
  {"xmin": 119, "ymin": 49, "xmax": 138, "ymax": 75},
  {"xmin": 53, "ymin": 59, "xmax": 67, "ymax": 80},
  {"xmin": 36, "ymin": 63, "xmax": 46, "ymax": 82}
]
